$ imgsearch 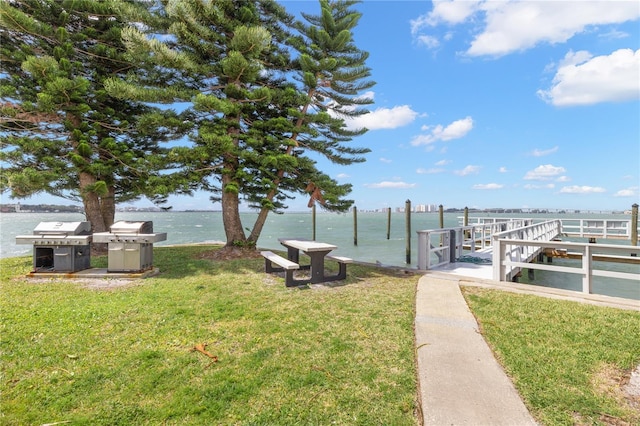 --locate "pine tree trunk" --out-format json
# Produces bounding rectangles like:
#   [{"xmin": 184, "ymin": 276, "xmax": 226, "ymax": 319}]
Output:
[
  {"xmin": 100, "ymin": 186, "xmax": 116, "ymax": 230},
  {"xmin": 80, "ymin": 171, "xmax": 107, "ymax": 233},
  {"xmin": 221, "ymin": 174, "xmax": 247, "ymax": 247},
  {"xmin": 249, "ymin": 207, "xmax": 269, "ymax": 243}
]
